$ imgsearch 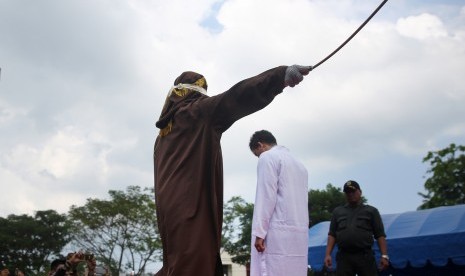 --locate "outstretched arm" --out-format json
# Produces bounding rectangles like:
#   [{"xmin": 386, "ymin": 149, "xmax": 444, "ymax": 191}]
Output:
[{"xmin": 207, "ymin": 65, "xmax": 311, "ymax": 132}]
